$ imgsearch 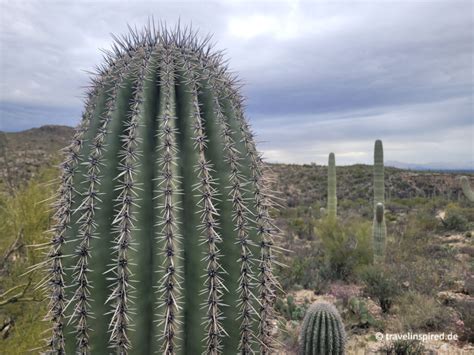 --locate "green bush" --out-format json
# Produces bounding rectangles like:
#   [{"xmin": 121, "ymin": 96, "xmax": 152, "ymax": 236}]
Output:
[
  {"xmin": 317, "ymin": 217, "xmax": 372, "ymax": 281},
  {"xmin": 380, "ymin": 339, "xmax": 425, "ymax": 355},
  {"xmin": 396, "ymin": 292, "xmax": 451, "ymax": 331},
  {"xmin": 0, "ymin": 168, "xmax": 57, "ymax": 354},
  {"xmin": 360, "ymin": 266, "xmax": 399, "ymax": 313},
  {"xmin": 442, "ymin": 203, "xmax": 469, "ymax": 231}
]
